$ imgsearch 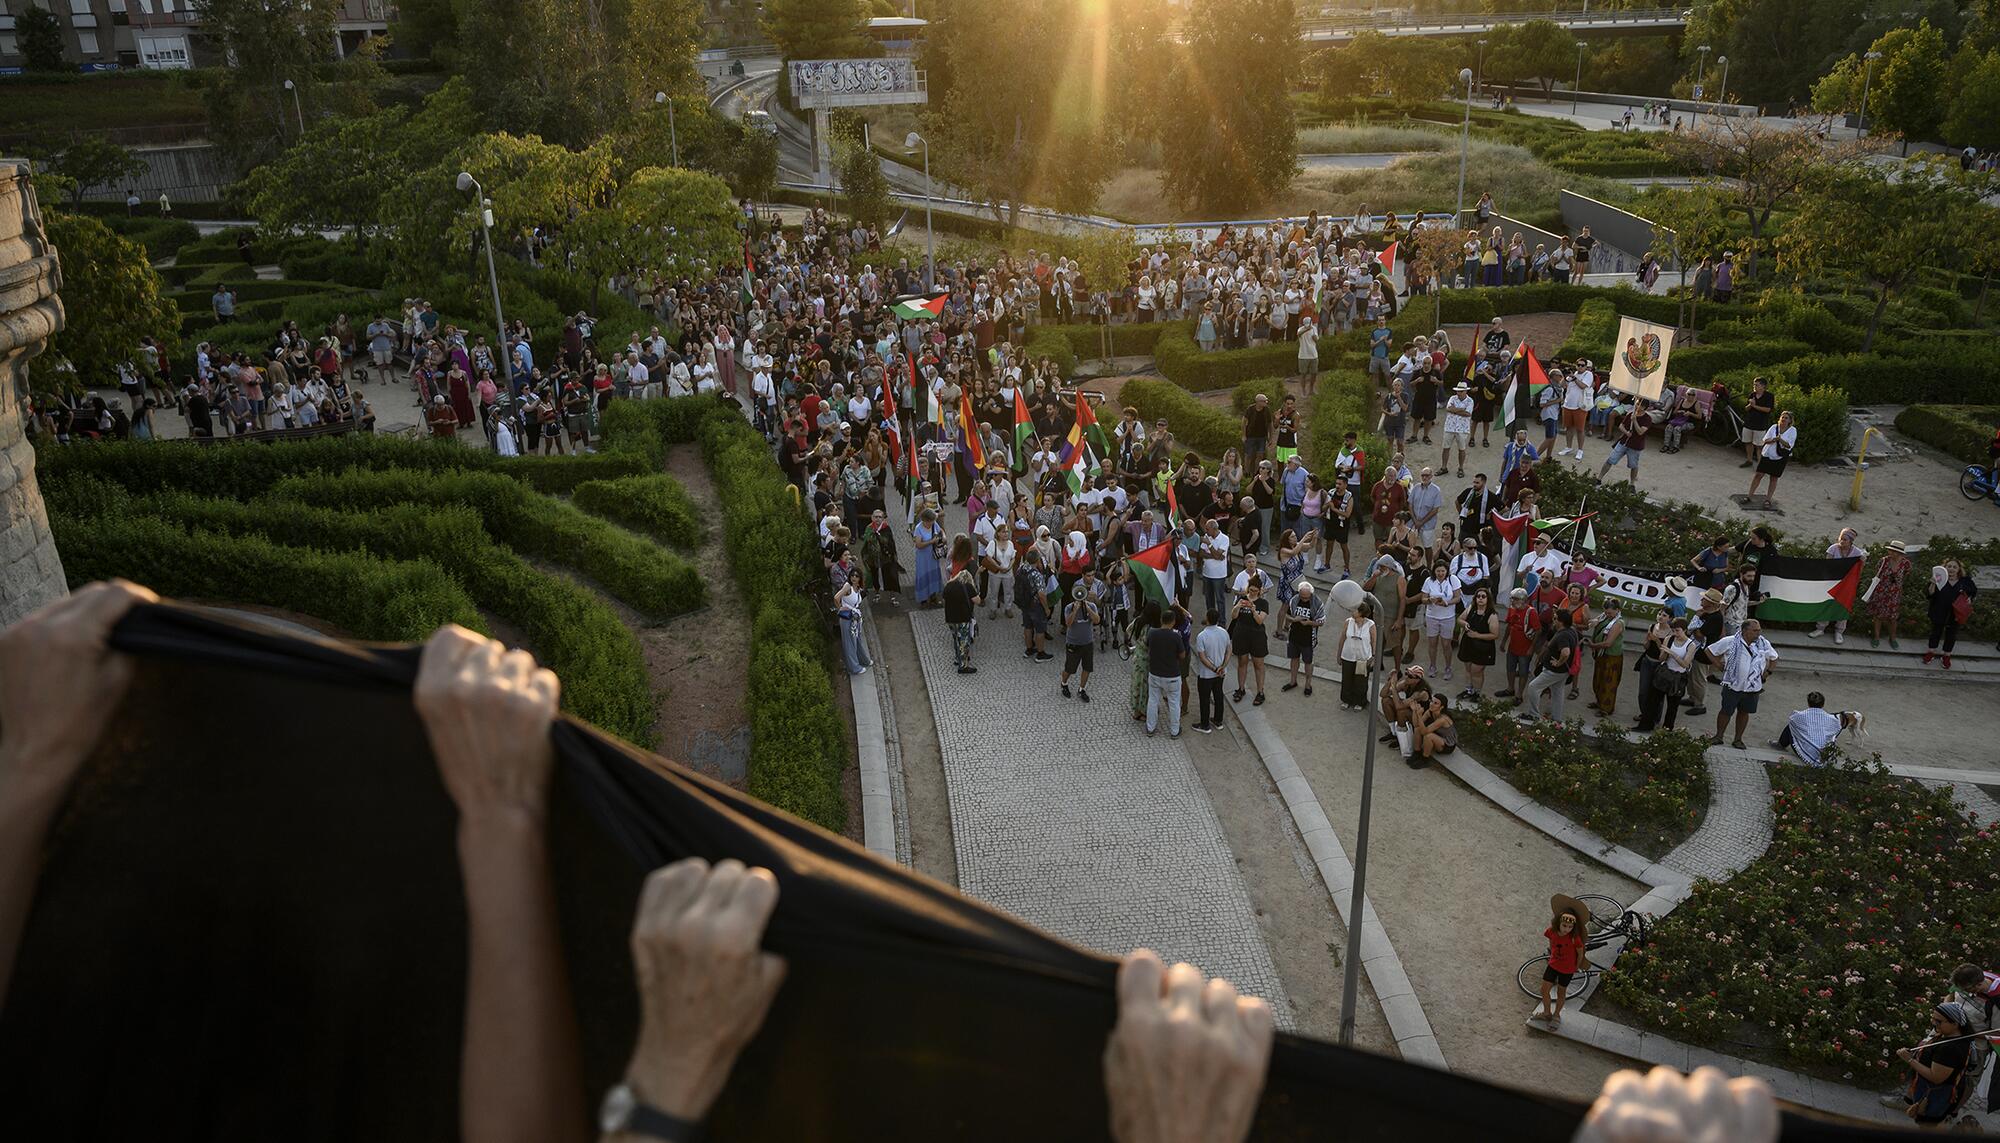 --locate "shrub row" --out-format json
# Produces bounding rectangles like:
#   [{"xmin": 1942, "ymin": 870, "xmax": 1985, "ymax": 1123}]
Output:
[
  {"xmin": 571, "ymin": 473, "xmax": 703, "ymax": 551},
  {"xmin": 1119, "ymin": 377, "xmax": 1280, "ymax": 461},
  {"xmin": 99, "ymin": 214, "xmax": 203, "ymax": 261},
  {"xmin": 1022, "ymin": 324, "xmax": 1078, "ymax": 378},
  {"xmin": 50, "ymin": 512, "xmax": 484, "ymax": 643},
  {"xmin": 37, "ymin": 431, "xmax": 648, "ymax": 499},
  {"xmin": 1301, "ymin": 368, "xmax": 1390, "ymax": 490},
  {"xmin": 696, "ymin": 403, "xmax": 848, "ymax": 832},
  {"xmin": 265, "ymin": 468, "xmax": 706, "ymax": 620},
  {"xmin": 1893, "ymin": 404, "xmax": 2000, "ymax": 466},
  {"xmin": 1041, "ymin": 320, "xmax": 1171, "ymax": 360},
  {"xmin": 77, "ymin": 485, "xmax": 659, "ymax": 746},
  {"xmin": 1154, "ymin": 322, "xmax": 1302, "ymax": 392},
  {"xmin": 1556, "ymin": 297, "xmax": 1619, "ymax": 361}
]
